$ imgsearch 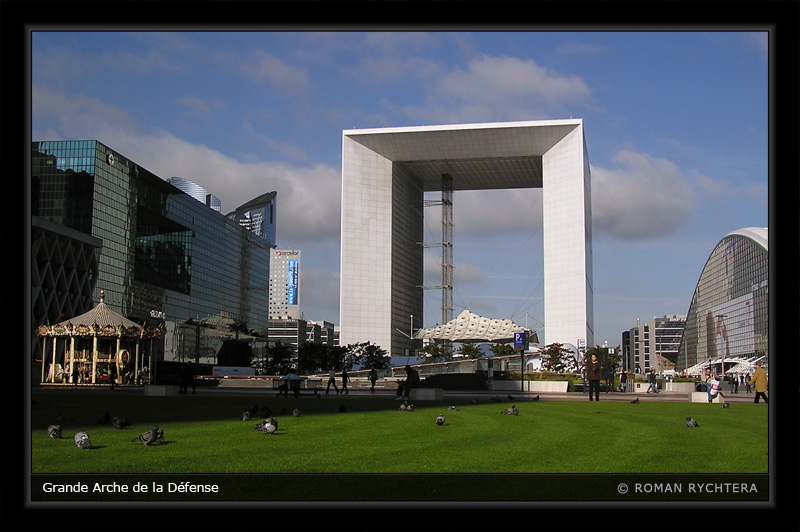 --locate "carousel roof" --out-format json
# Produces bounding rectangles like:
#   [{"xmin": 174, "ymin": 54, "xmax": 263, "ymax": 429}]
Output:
[
  {"xmin": 414, "ymin": 309, "xmax": 530, "ymax": 343},
  {"xmin": 37, "ymin": 291, "xmax": 163, "ymax": 338},
  {"xmin": 55, "ymin": 300, "xmax": 142, "ymax": 329}
]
